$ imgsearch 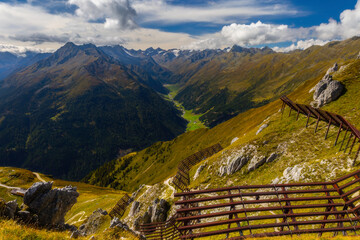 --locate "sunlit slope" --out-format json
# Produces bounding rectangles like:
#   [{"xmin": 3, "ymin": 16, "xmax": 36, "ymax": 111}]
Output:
[
  {"xmin": 86, "ymin": 50, "xmax": 360, "ymax": 193},
  {"xmin": 173, "ymin": 37, "xmax": 360, "ymax": 126}
]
